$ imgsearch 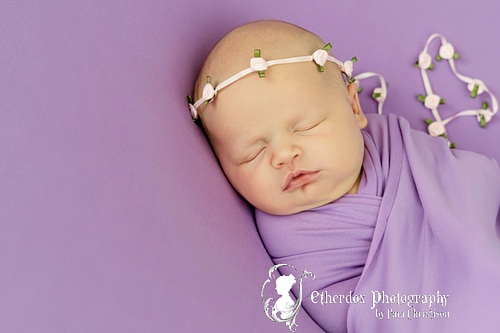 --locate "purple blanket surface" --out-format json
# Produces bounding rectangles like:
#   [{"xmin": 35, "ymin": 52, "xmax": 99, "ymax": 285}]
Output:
[{"xmin": 256, "ymin": 114, "xmax": 500, "ymax": 332}]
